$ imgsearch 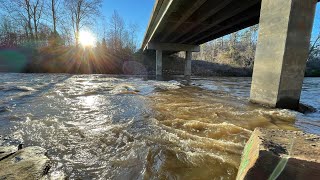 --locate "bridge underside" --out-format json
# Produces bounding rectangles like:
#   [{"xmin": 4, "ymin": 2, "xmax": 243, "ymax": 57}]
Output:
[{"xmin": 142, "ymin": 0, "xmax": 262, "ymax": 50}]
